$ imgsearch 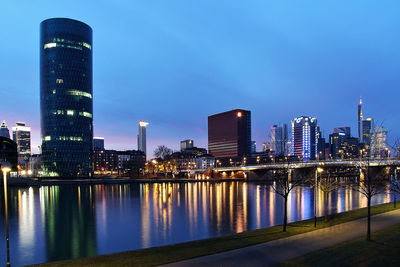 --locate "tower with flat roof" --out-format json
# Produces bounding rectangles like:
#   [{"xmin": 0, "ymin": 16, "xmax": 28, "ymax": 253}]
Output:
[
  {"xmin": 208, "ymin": 109, "xmax": 251, "ymax": 158},
  {"xmin": 40, "ymin": 18, "xmax": 93, "ymax": 177}
]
